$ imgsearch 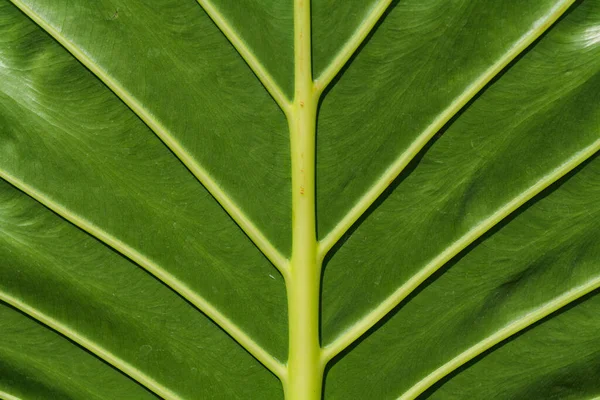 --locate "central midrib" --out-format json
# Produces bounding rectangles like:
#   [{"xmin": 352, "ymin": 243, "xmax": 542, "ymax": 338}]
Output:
[{"xmin": 284, "ymin": 0, "xmax": 323, "ymax": 398}]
